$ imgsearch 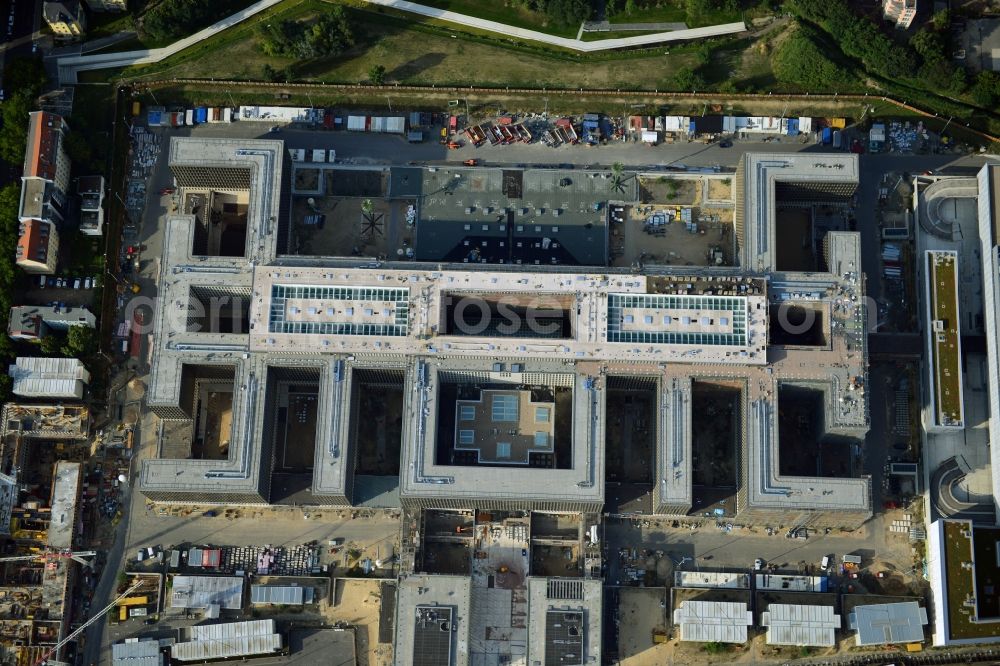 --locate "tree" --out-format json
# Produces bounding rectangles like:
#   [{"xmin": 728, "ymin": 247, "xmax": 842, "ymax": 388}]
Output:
[
  {"xmin": 62, "ymin": 326, "xmax": 97, "ymax": 359},
  {"xmin": 368, "ymin": 64, "xmax": 386, "ymax": 85},
  {"xmin": 930, "ymin": 9, "xmax": 950, "ymax": 31},
  {"xmin": 910, "ymin": 28, "xmax": 944, "ymax": 62},
  {"xmin": 672, "ymin": 66, "xmax": 705, "ymax": 91},
  {"xmin": 624, "ymin": 0, "xmax": 636, "ymax": 15},
  {"xmin": 258, "ymin": 7, "xmax": 354, "ymax": 58},
  {"xmin": 970, "ymin": 71, "xmax": 1000, "ymax": 108},
  {"xmin": 539, "ymin": 0, "xmax": 592, "ymax": 27},
  {"xmin": 304, "ymin": 7, "xmax": 354, "ymax": 57},
  {"xmin": 261, "ymin": 64, "xmax": 282, "ymax": 82},
  {"xmin": 685, "ymin": 0, "xmax": 711, "ymax": 24},
  {"xmin": 610, "ymin": 162, "xmax": 626, "ymax": 194},
  {"xmin": 772, "ymin": 23, "xmax": 853, "ymax": 91},
  {"xmin": 39, "ymin": 334, "xmax": 64, "ymax": 356},
  {"xmin": 0, "ymin": 91, "xmax": 34, "ymax": 166}
]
